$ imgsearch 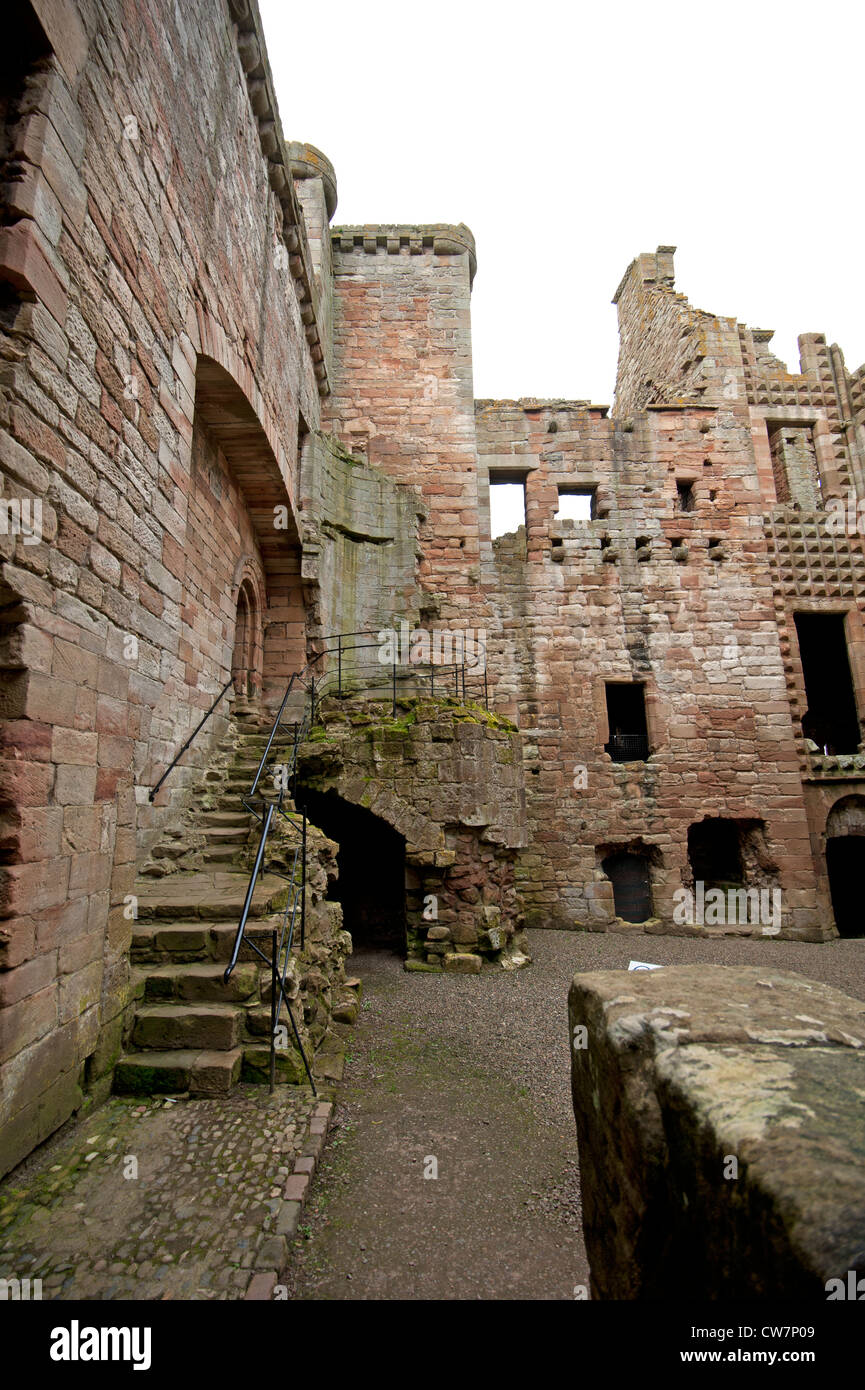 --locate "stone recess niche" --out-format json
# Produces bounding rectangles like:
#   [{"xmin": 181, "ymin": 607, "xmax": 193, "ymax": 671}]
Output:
[
  {"xmin": 569, "ymin": 965, "xmax": 865, "ymax": 1299},
  {"xmin": 296, "ymin": 698, "xmax": 530, "ymax": 971}
]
